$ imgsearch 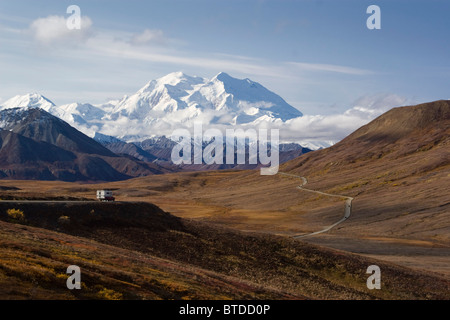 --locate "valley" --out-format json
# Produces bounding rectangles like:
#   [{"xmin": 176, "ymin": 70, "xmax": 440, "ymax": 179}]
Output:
[
  {"xmin": 0, "ymin": 99, "xmax": 448, "ymax": 299},
  {"xmin": 1, "ymin": 0, "xmax": 448, "ymax": 304}
]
